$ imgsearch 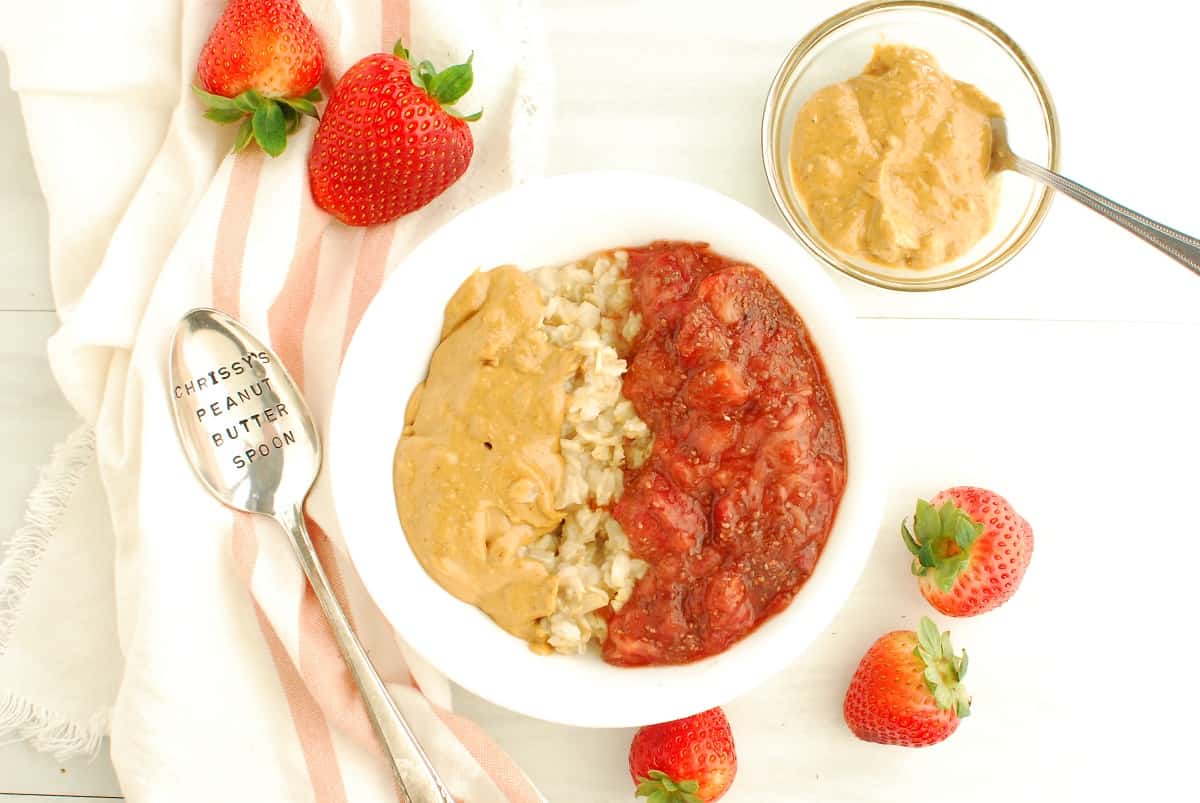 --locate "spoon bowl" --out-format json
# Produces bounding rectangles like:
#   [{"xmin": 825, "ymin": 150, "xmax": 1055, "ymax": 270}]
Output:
[{"xmin": 168, "ymin": 308, "xmax": 320, "ymax": 516}]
